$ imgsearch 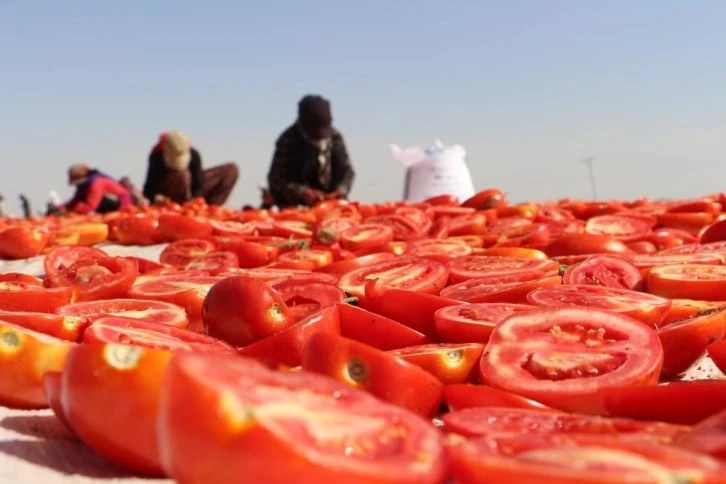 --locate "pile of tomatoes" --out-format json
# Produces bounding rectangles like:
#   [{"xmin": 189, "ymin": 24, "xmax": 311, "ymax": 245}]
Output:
[{"xmin": 4, "ymin": 189, "xmax": 726, "ymax": 482}]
